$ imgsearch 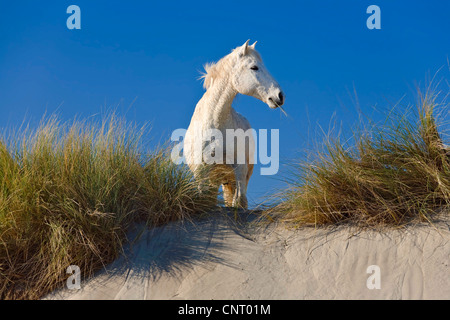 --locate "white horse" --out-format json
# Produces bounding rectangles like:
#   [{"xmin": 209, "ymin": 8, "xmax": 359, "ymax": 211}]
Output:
[{"xmin": 184, "ymin": 40, "xmax": 284, "ymax": 208}]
